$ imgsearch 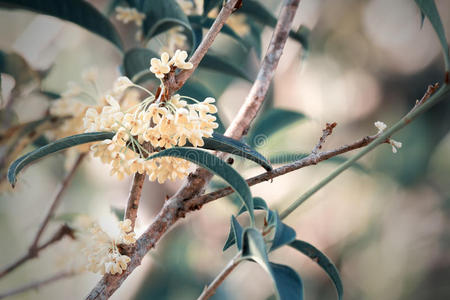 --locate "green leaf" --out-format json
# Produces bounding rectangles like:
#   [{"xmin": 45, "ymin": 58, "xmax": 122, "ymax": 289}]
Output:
[
  {"xmin": 223, "ymin": 215, "xmax": 243, "ymax": 251},
  {"xmin": 269, "ymin": 262, "xmax": 304, "ymax": 300},
  {"xmin": 290, "ymin": 240, "xmax": 343, "ymax": 300},
  {"xmin": 146, "ymin": 147, "xmax": 255, "ymax": 225},
  {"xmin": 0, "ymin": 50, "xmax": 39, "ymax": 91},
  {"xmin": 200, "ymin": 53, "xmax": 252, "ymax": 81},
  {"xmin": 241, "ymin": 228, "xmax": 303, "ymax": 300},
  {"xmin": 0, "ymin": 0, "xmax": 123, "ymax": 51},
  {"xmin": 414, "ymin": 0, "xmax": 450, "ymax": 71},
  {"xmin": 140, "ymin": 0, "xmax": 194, "ymax": 46},
  {"xmin": 189, "ymin": 16, "xmax": 250, "ymax": 50},
  {"xmin": 270, "ymin": 211, "xmax": 296, "ymax": 251},
  {"xmin": 8, "ymin": 132, "xmax": 114, "ymax": 187},
  {"xmin": 200, "ymin": 133, "xmax": 272, "ymax": 171},
  {"xmin": 267, "ymin": 152, "xmax": 368, "ymax": 172},
  {"xmin": 203, "ymin": 0, "xmax": 221, "ymax": 16},
  {"xmin": 240, "ymin": 0, "xmax": 309, "ymax": 49},
  {"xmin": 123, "ymin": 48, "xmax": 159, "ymax": 81},
  {"xmin": 248, "ymin": 108, "xmax": 305, "ymax": 147}
]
